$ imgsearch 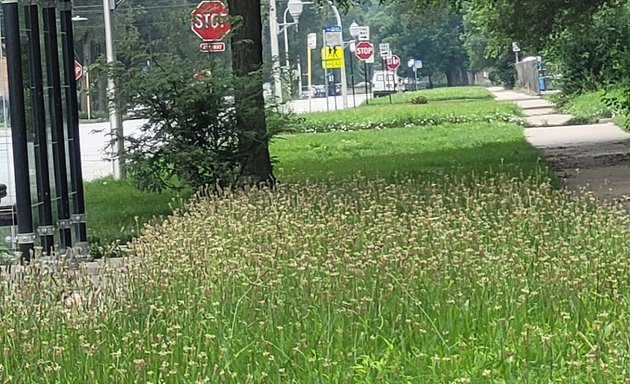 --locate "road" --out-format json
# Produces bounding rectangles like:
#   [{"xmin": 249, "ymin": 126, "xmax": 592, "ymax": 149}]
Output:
[{"xmin": 0, "ymin": 93, "xmax": 367, "ymax": 204}]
